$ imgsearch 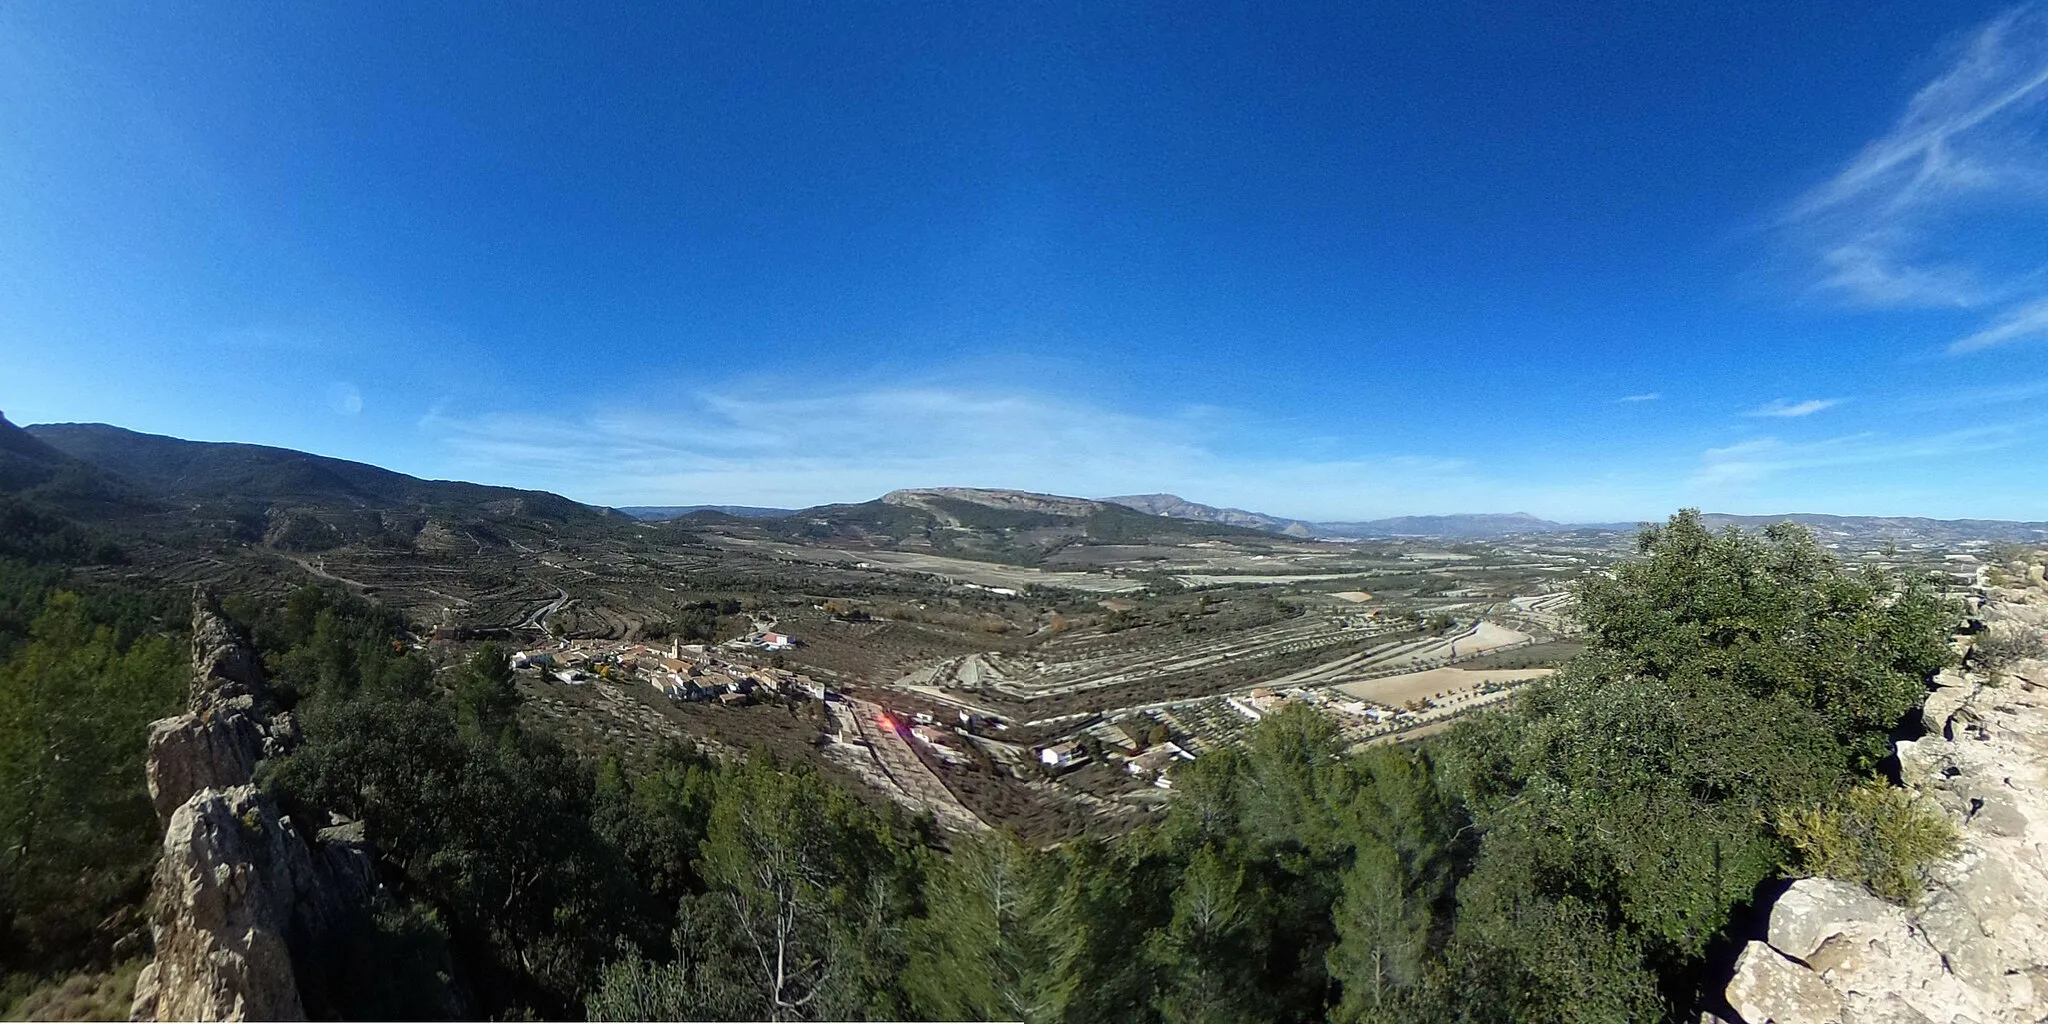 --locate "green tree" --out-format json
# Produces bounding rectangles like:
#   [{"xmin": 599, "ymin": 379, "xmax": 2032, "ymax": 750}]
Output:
[
  {"xmin": 1148, "ymin": 847, "xmax": 1267, "ymax": 1024},
  {"xmin": 908, "ymin": 832, "xmax": 1077, "ymax": 1023},
  {"xmin": 0, "ymin": 591, "xmax": 181, "ymax": 973},
  {"xmin": 1327, "ymin": 748, "xmax": 1464, "ymax": 1023},
  {"xmin": 1430, "ymin": 511, "xmax": 1959, "ymax": 1017},
  {"xmin": 453, "ymin": 642, "xmax": 519, "ymax": 740},
  {"xmin": 1572, "ymin": 510, "xmax": 1954, "ymax": 767}
]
